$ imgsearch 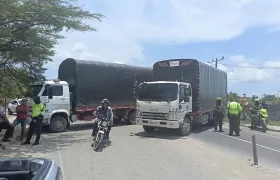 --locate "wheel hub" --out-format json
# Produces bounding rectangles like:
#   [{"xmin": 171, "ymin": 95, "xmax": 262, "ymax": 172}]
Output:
[
  {"xmin": 55, "ymin": 121, "xmax": 63, "ymax": 128},
  {"xmin": 183, "ymin": 120, "xmax": 190, "ymax": 131}
]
